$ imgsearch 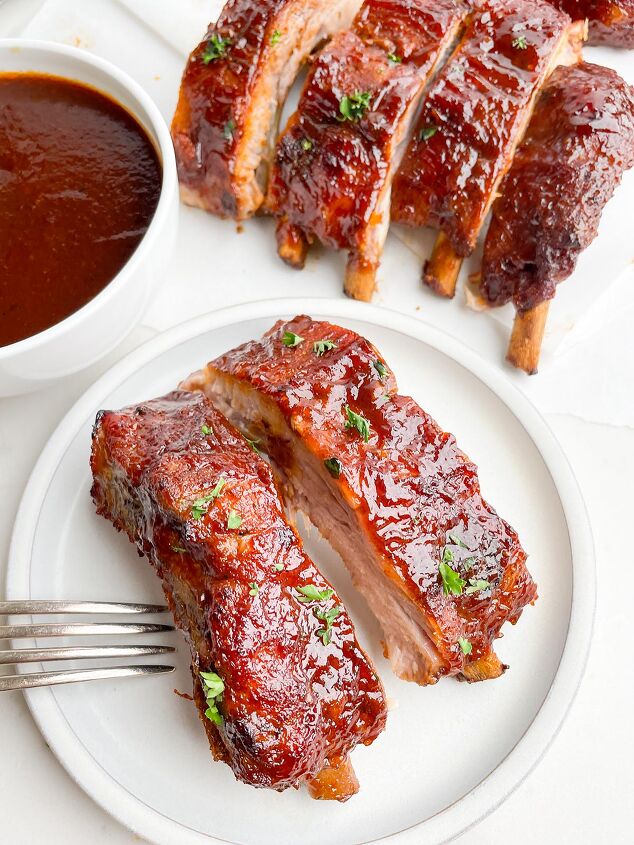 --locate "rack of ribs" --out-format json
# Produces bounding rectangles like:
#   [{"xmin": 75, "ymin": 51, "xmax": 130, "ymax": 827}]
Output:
[
  {"xmin": 184, "ymin": 317, "xmax": 537, "ymax": 686},
  {"xmin": 266, "ymin": 0, "xmax": 468, "ymax": 301},
  {"xmin": 547, "ymin": 0, "xmax": 634, "ymax": 46},
  {"xmin": 90, "ymin": 390, "xmax": 387, "ymax": 800},
  {"xmin": 391, "ymin": 0, "xmax": 585, "ymax": 298},
  {"xmin": 470, "ymin": 62, "xmax": 634, "ymax": 374},
  {"xmin": 171, "ymin": 0, "xmax": 361, "ymax": 220}
]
